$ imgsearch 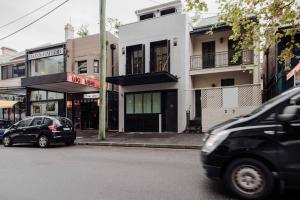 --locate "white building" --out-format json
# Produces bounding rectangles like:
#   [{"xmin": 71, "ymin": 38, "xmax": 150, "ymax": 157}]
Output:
[
  {"xmin": 189, "ymin": 16, "xmax": 262, "ymax": 131},
  {"xmin": 107, "ymin": 0, "xmax": 193, "ymax": 133},
  {"xmin": 108, "ymin": 1, "xmax": 263, "ymax": 133}
]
